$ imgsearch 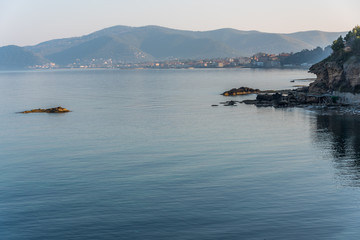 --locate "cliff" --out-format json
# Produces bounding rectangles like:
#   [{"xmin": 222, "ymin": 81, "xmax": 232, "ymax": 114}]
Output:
[
  {"xmin": 309, "ymin": 26, "xmax": 360, "ymax": 94},
  {"xmin": 309, "ymin": 55, "xmax": 360, "ymax": 93}
]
